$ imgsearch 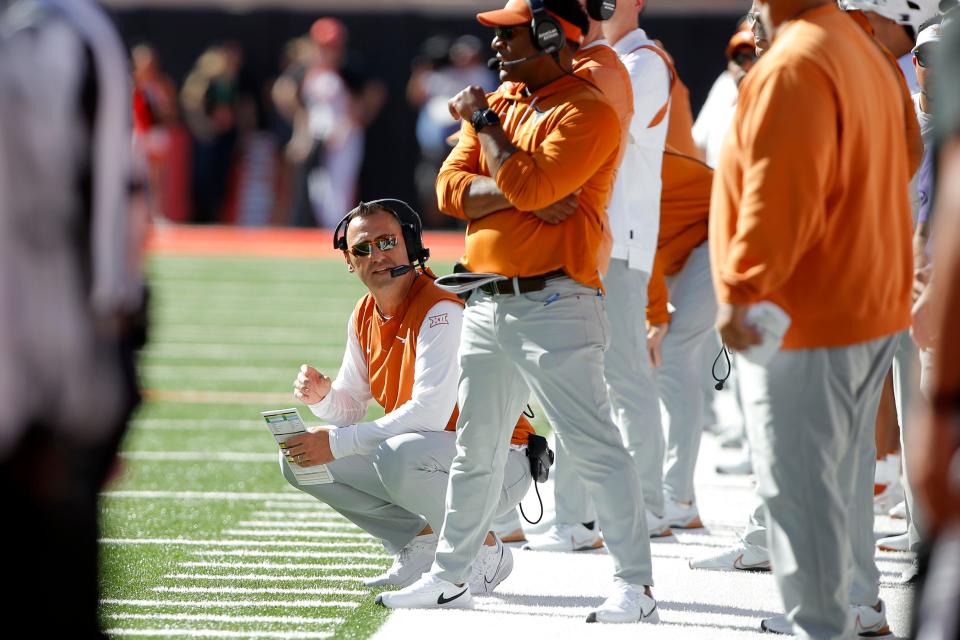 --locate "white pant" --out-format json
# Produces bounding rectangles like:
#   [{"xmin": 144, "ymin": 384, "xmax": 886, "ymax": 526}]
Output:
[
  {"xmin": 433, "ymin": 277, "xmax": 654, "ymax": 586},
  {"xmin": 659, "ymin": 242, "xmax": 718, "ymax": 503},
  {"xmin": 281, "ymin": 430, "xmax": 531, "ymax": 554},
  {"xmin": 553, "ymin": 259, "xmax": 664, "ymax": 522},
  {"xmin": 740, "ymin": 336, "xmax": 897, "ymax": 639}
]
